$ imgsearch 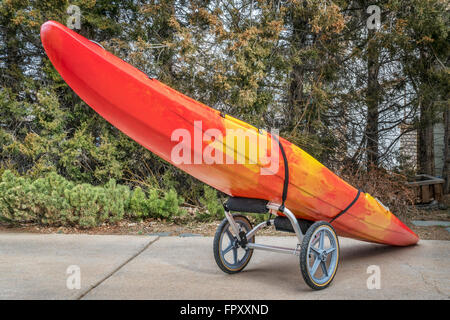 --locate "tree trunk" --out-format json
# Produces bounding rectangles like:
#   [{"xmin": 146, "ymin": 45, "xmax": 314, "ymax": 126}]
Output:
[
  {"xmin": 443, "ymin": 109, "xmax": 450, "ymax": 193},
  {"xmin": 288, "ymin": 64, "xmax": 305, "ymax": 127},
  {"xmin": 365, "ymin": 28, "xmax": 380, "ymax": 168},
  {"xmin": 287, "ymin": 11, "xmax": 309, "ymax": 131},
  {"xmin": 417, "ymin": 102, "xmax": 435, "ymax": 175}
]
